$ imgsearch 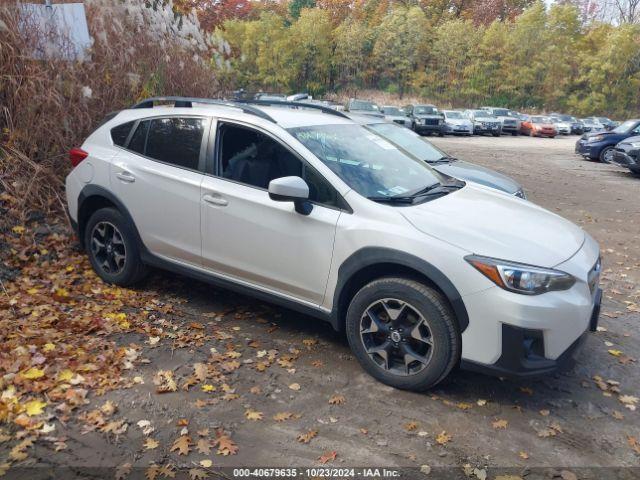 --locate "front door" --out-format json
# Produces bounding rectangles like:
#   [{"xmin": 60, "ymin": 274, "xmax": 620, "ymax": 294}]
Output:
[{"xmin": 200, "ymin": 121, "xmax": 342, "ymax": 305}]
